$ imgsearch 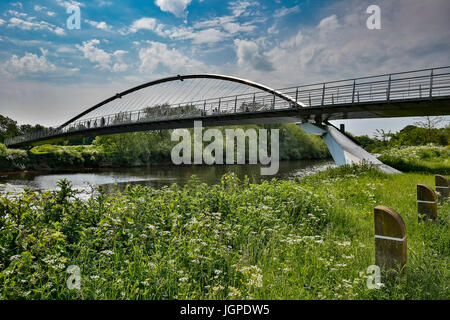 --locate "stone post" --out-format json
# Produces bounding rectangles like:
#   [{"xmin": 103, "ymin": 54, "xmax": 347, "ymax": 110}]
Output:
[
  {"xmin": 417, "ymin": 184, "xmax": 438, "ymax": 220},
  {"xmin": 435, "ymin": 175, "xmax": 449, "ymax": 201},
  {"xmin": 374, "ymin": 205, "xmax": 407, "ymax": 270}
]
